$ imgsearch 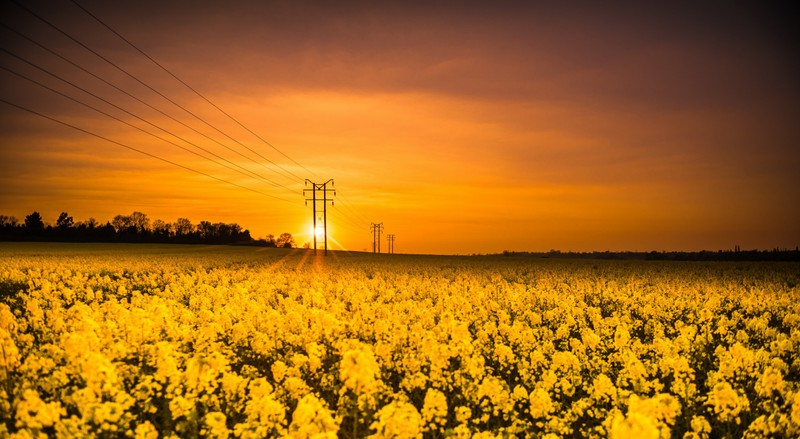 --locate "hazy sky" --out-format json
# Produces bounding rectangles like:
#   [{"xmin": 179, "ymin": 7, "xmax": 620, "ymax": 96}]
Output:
[{"xmin": 1, "ymin": 1, "xmax": 798, "ymax": 254}]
